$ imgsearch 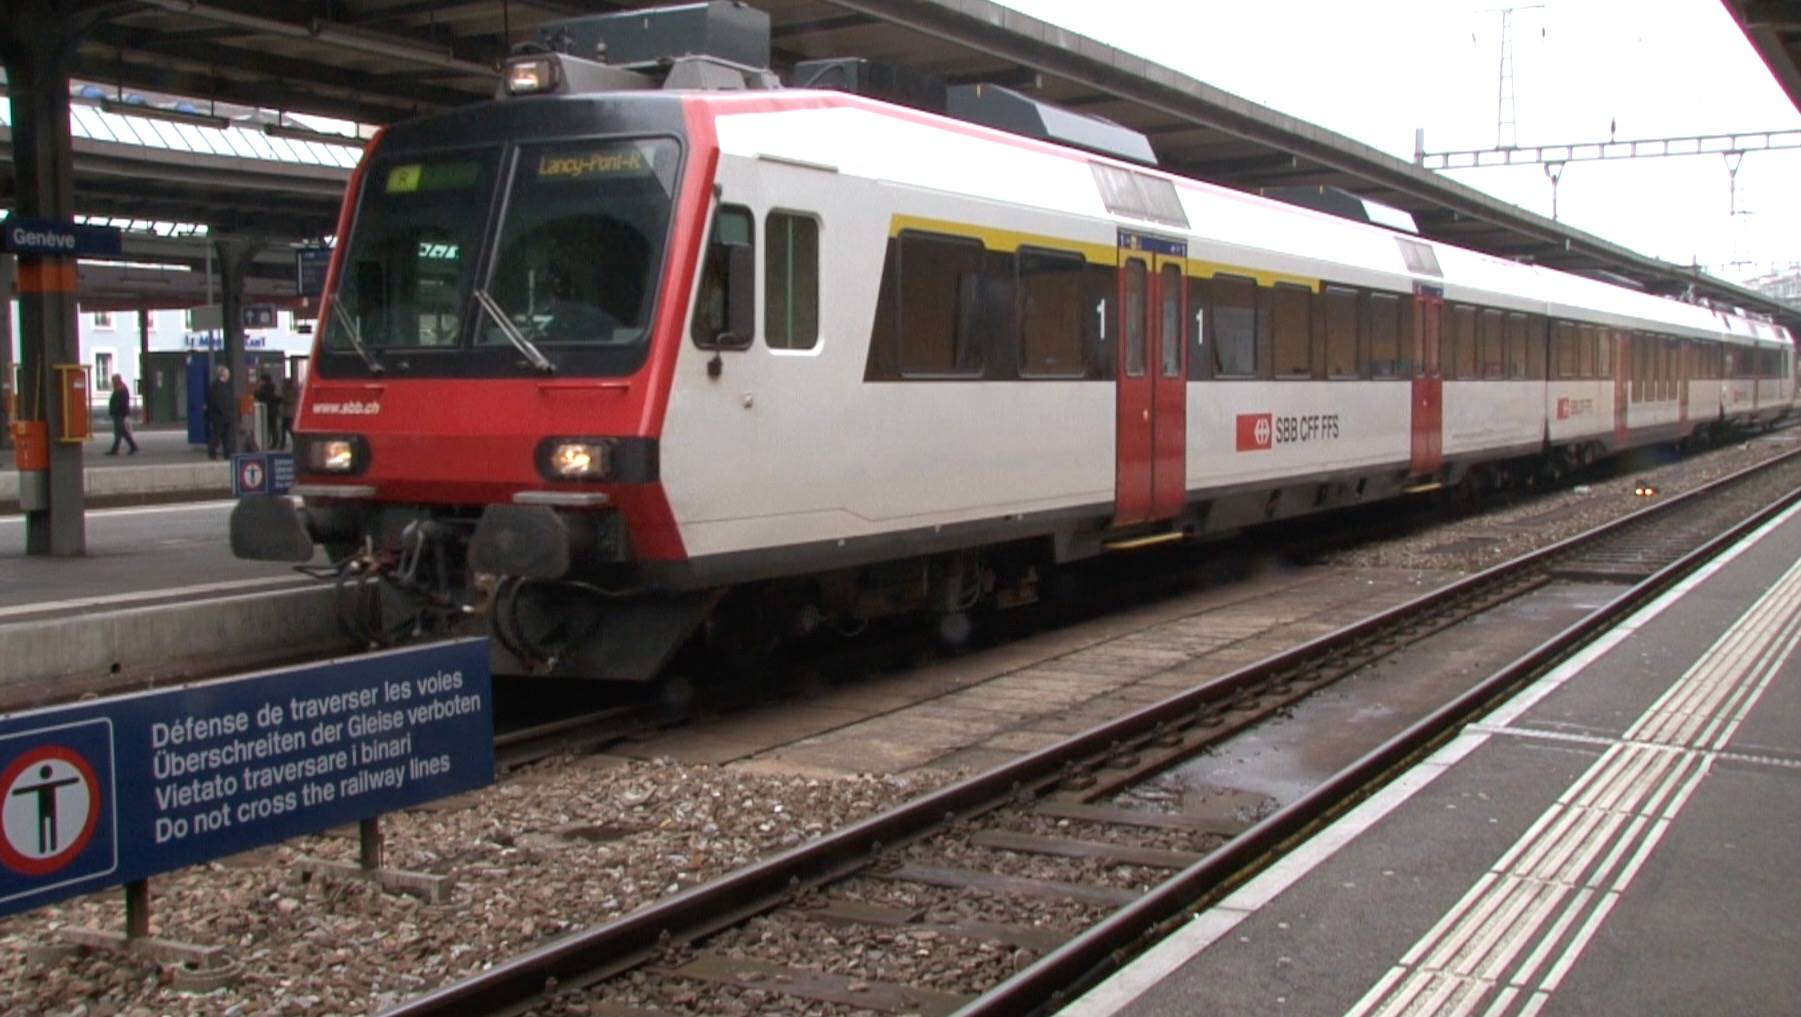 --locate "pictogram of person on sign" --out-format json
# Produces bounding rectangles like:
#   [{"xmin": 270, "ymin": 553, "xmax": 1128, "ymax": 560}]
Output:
[{"xmin": 12, "ymin": 764, "xmax": 83, "ymax": 855}]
